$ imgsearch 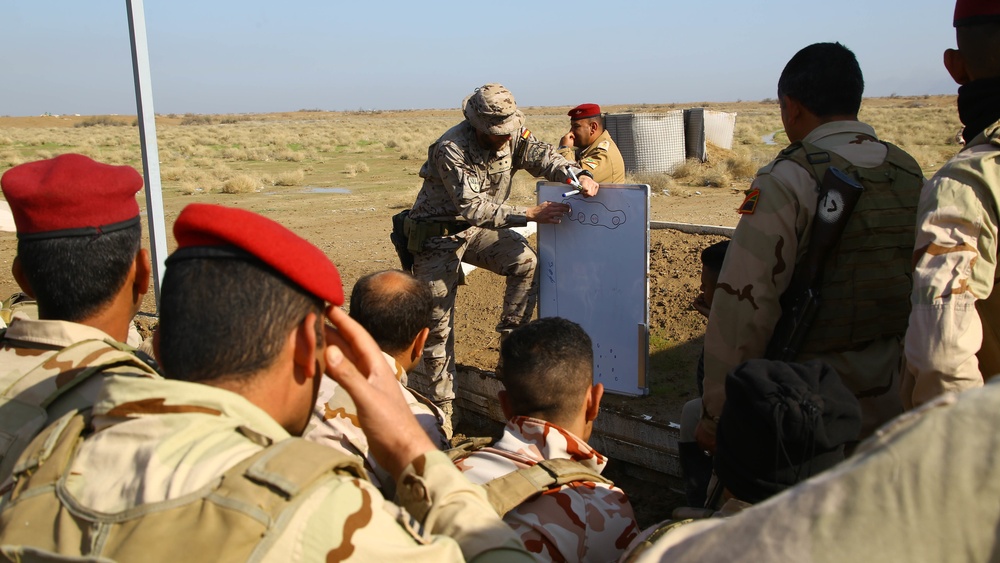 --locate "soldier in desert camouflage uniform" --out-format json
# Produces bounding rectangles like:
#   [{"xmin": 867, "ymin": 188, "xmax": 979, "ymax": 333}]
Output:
[
  {"xmin": 455, "ymin": 317, "xmax": 638, "ymax": 562},
  {"xmin": 408, "ymin": 83, "xmax": 599, "ymax": 424},
  {"xmin": 903, "ymin": 0, "xmax": 1000, "ymax": 408},
  {"xmin": 693, "ymin": 43, "xmax": 924, "ymax": 456},
  {"xmin": 0, "ymin": 204, "xmax": 533, "ymax": 562},
  {"xmin": 305, "ymin": 269, "xmax": 449, "ymax": 498},
  {"xmin": 558, "ymin": 103, "xmax": 626, "ymax": 184},
  {"xmin": 0, "ymin": 154, "xmax": 158, "ymax": 481}
]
